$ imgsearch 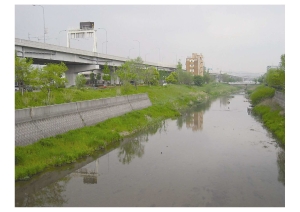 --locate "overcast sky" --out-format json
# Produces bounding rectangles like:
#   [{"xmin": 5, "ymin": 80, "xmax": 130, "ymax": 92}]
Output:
[{"xmin": 14, "ymin": 3, "xmax": 285, "ymax": 77}]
